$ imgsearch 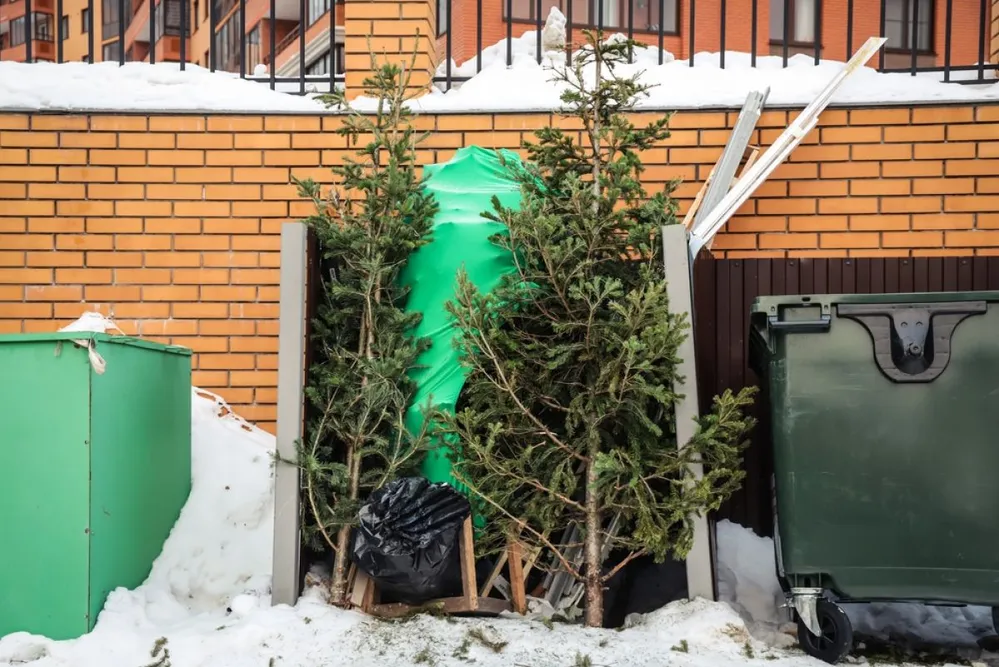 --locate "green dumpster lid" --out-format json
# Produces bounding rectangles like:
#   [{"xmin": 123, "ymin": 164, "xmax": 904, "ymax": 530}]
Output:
[
  {"xmin": 751, "ymin": 290, "xmax": 999, "ymax": 314},
  {"xmin": 0, "ymin": 332, "xmax": 192, "ymax": 356}
]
